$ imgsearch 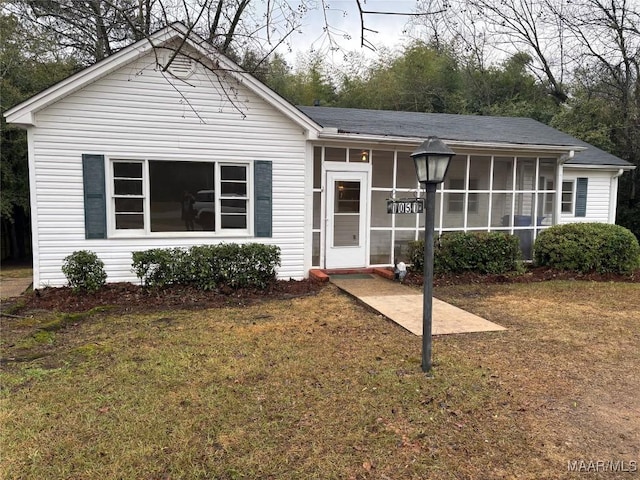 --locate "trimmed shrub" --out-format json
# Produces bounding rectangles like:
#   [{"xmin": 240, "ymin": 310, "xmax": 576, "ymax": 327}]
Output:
[
  {"xmin": 437, "ymin": 232, "xmax": 522, "ymax": 274},
  {"xmin": 534, "ymin": 223, "xmax": 640, "ymax": 274},
  {"xmin": 409, "ymin": 232, "xmax": 522, "ymax": 275},
  {"xmin": 131, "ymin": 243, "xmax": 281, "ymax": 289},
  {"xmin": 62, "ymin": 250, "xmax": 107, "ymax": 293}
]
